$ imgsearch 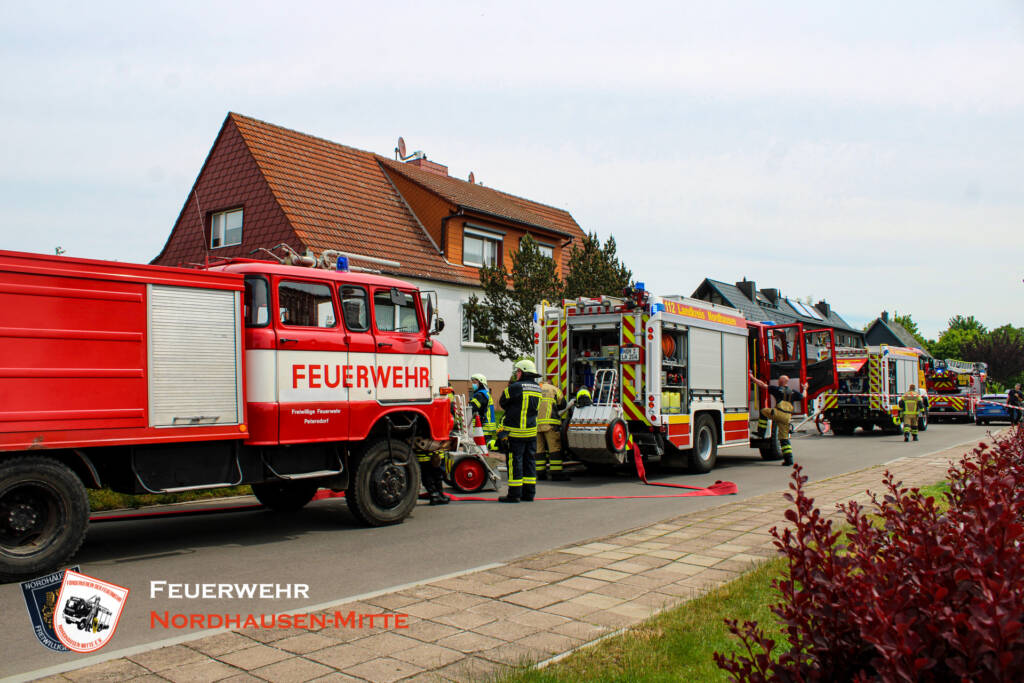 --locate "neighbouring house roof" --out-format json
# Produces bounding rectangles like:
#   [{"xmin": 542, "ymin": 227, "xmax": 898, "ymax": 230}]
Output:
[
  {"xmin": 157, "ymin": 113, "xmax": 586, "ymax": 287},
  {"xmin": 693, "ymin": 278, "xmax": 862, "ymax": 336},
  {"xmin": 865, "ymin": 317, "xmax": 931, "ymax": 355}
]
